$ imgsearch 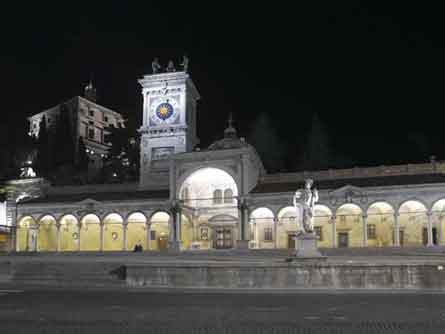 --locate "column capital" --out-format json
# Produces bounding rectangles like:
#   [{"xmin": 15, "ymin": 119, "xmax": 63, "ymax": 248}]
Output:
[
  {"xmin": 362, "ymin": 213, "xmax": 368, "ymax": 220},
  {"xmin": 427, "ymin": 211, "xmax": 433, "ymax": 217}
]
